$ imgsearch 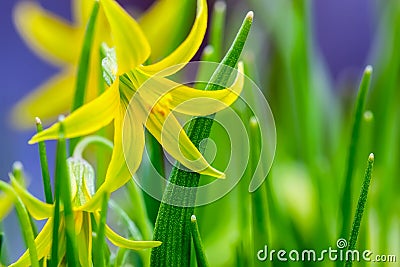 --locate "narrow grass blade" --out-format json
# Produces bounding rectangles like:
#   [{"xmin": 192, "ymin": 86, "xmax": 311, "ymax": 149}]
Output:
[
  {"xmin": 143, "ymin": 131, "xmax": 164, "ymax": 225},
  {"xmin": 57, "ymin": 117, "xmax": 78, "ymax": 266},
  {"xmin": 340, "ymin": 66, "xmax": 373, "ymax": 240},
  {"xmin": 12, "ymin": 162, "xmax": 38, "ymax": 237},
  {"xmin": 209, "ymin": 1, "xmax": 226, "ymax": 61},
  {"xmin": 190, "ymin": 215, "xmax": 209, "ymax": 267},
  {"xmin": 70, "ymin": 1, "xmax": 100, "ymax": 152},
  {"xmin": 151, "ymin": 12, "xmax": 253, "ymax": 267},
  {"xmin": 35, "ymin": 117, "xmax": 53, "ymax": 203},
  {"xmin": 0, "ymin": 181, "xmax": 39, "ymax": 267},
  {"xmin": 345, "ymin": 153, "xmax": 375, "ymax": 267},
  {"xmin": 93, "ymin": 193, "xmax": 109, "ymax": 267},
  {"xmin": 249, "ymin": 116, "xmax": 269, "ymax": 265}
]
